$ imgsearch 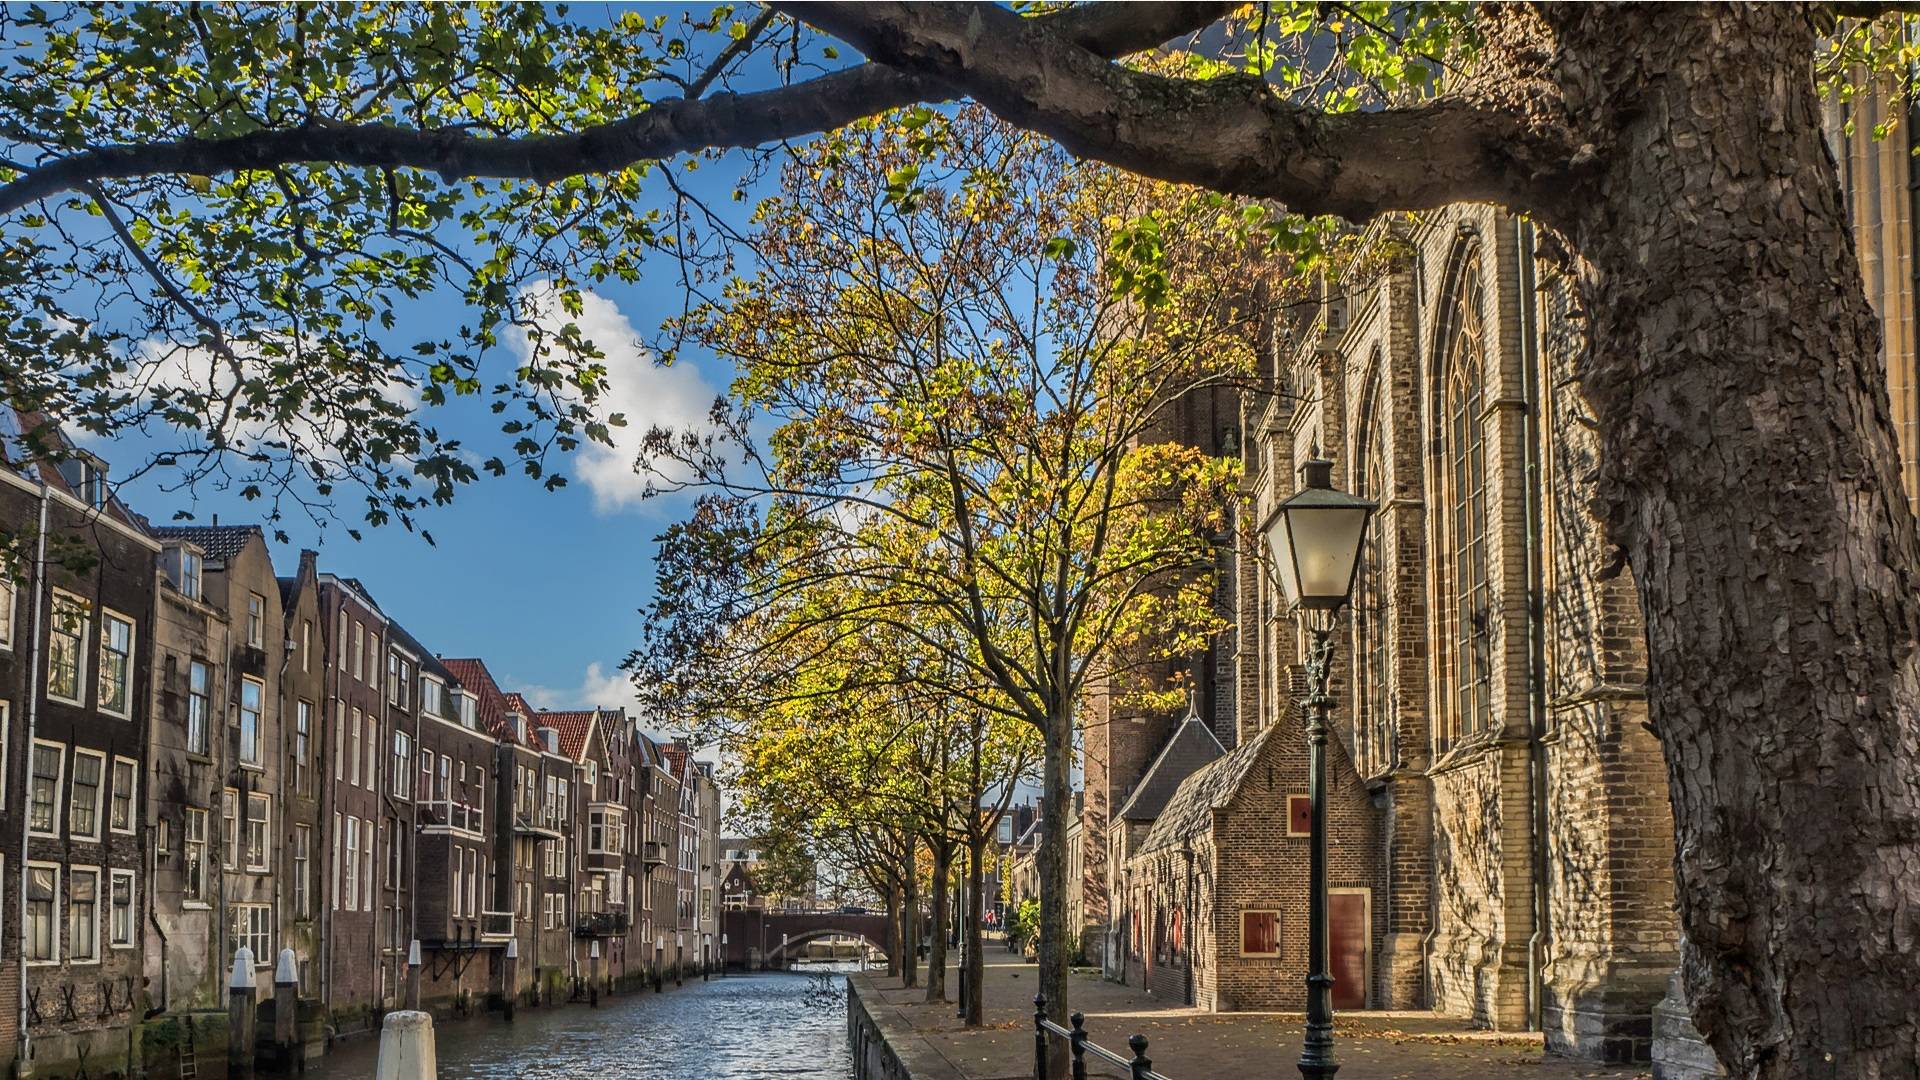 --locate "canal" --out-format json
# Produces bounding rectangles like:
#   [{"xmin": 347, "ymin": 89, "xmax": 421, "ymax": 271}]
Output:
[{"xmin": 306, "ymin": 966, "xmax": 854, "ymax": 1078}]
